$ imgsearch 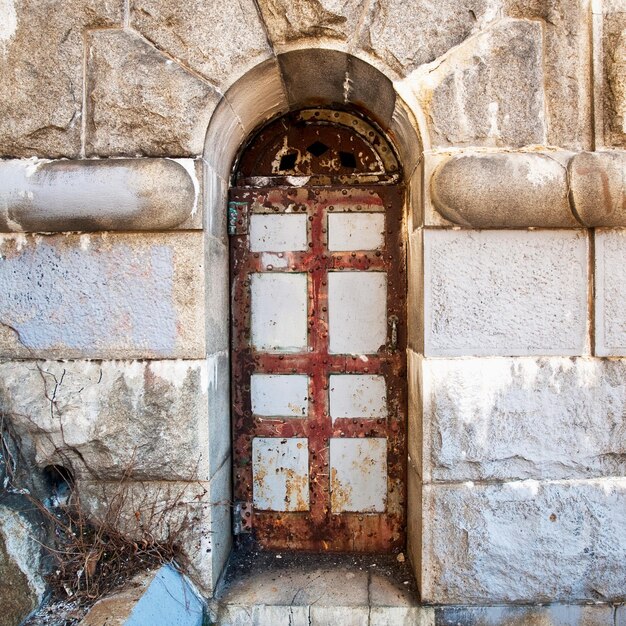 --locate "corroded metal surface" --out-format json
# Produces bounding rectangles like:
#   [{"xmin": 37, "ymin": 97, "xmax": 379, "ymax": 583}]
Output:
[
  {"xmin": 230, "ymin": 184, "xmax": 406, "ymax": 552},
  {"xmin": 235, "ymin": 108, "xmax": 400, "ymax": 187}
]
